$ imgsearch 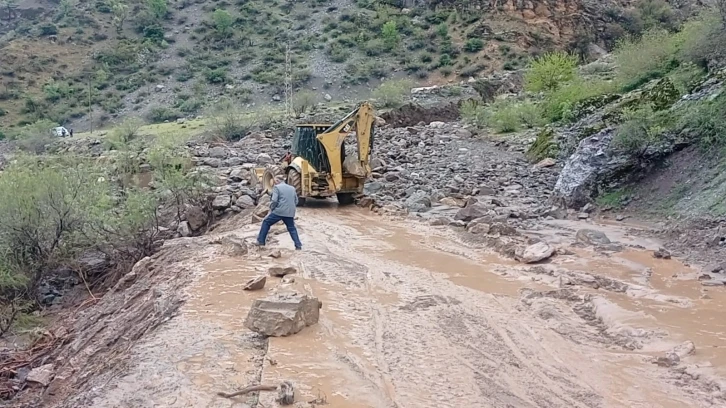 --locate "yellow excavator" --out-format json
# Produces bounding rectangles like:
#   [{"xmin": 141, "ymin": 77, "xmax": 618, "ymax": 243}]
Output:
[{"xmin": 252, "ymin": 101, "xmax": 376, "ymax": 206}]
